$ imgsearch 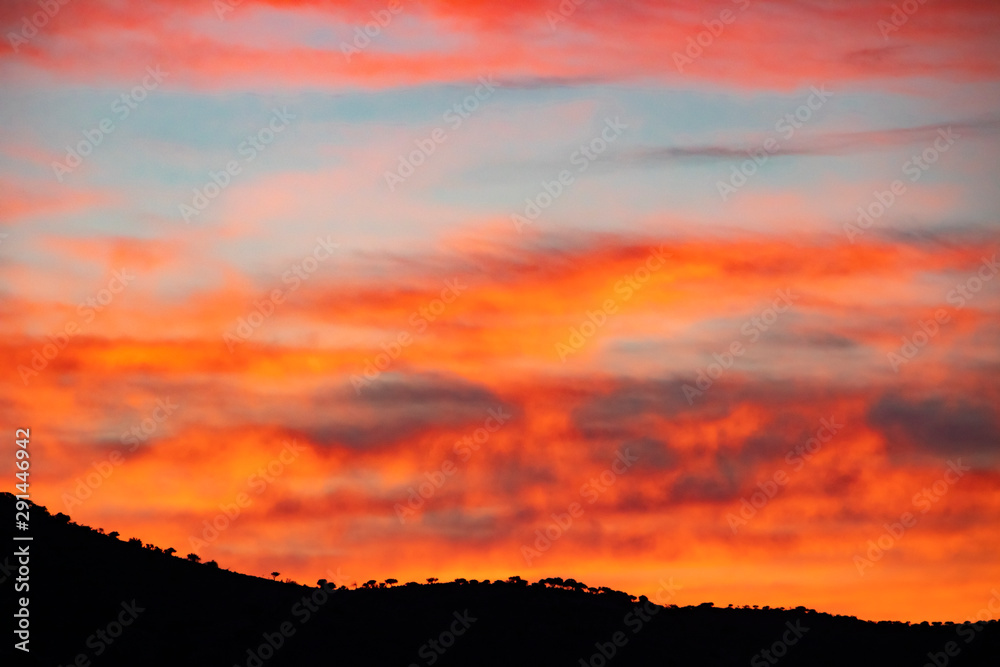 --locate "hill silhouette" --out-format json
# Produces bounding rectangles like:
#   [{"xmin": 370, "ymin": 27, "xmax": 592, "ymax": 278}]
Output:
[{"xmin": 2, "ymin": 492, "xmax": 998, "ymax": 666}]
